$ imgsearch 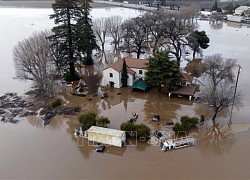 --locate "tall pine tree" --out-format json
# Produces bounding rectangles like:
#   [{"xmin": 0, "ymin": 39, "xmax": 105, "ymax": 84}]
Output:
[
  {"xmin": 49, "ymin": 0, "xmax": 97, "ymax": 80},
  {"xmin": 50, "ymin": 0, "xmax": 82, "ymax": 80},
  {"xmin": 121, "ymin": 58, "xmax": 128, "ymax": 87},
  {"xmin": 76, "ymin": 0, "xmax": 98, "ymax": 65},
  {"xmin": 145, "ymin": 51, "xmax": 180, "ymax": 90}
]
